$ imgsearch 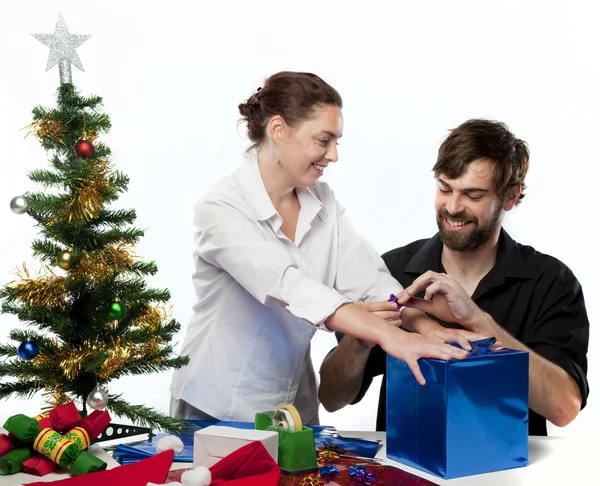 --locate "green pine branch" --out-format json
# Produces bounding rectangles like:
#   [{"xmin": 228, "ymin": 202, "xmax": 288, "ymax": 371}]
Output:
[
  {"xmin": 28, "ymin": 169, "xmax": 65, "ymax": 187},
  {"xmin": 0, "ymin": 343, "xmax": 17, "ymax": 358},
  {"xmin": 103, "ymin": 172, "xmax": 130, "ymax": 201},
  {"xmin": 31, "ymin": 239, "xmax": 63, "ymax": 264},
  {"xmin": 107, "ymin": 395, "xmax": 185, "ymax": 433},
  {"xmin": 122, "ymin": 318, "xmax": 180, "ymax": 343},
  {"xmin": 86, "ymin": 209, "xmax": 138, "ymax": 228},
  {"xmin": 0, "ymin": 380, "xmax": 48, "ymax": 401},
  {"xmin": 0, "ymin": 359, "xmax": 59, "ymax": 381},
  {"xmin": 85, "ymin": 228, "xmax": 145, "ymax": 249},
  {"xmin": 129, "ymin": 261, "xmax": 159, "ymax": 276},
  {"xmin": 26, "ymin": 192, "xmax": 68, "ymax": 219}
]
